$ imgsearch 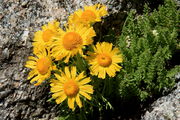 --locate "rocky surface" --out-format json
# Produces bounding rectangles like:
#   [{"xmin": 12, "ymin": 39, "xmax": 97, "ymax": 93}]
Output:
[
  {"xmin": 0, "ymin": 0, "xmax": 68, "ymax": 119},
  {"xmin": 0, "ymin": 0, "xmax": 127, "ymax": 120},
  {"xmin": 142, "ymin": 81, "xmax": 180, "ymax": 120},
  {"xmin": 0, "ymin": 0, "xmax": 179, "ymax": 120}
]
